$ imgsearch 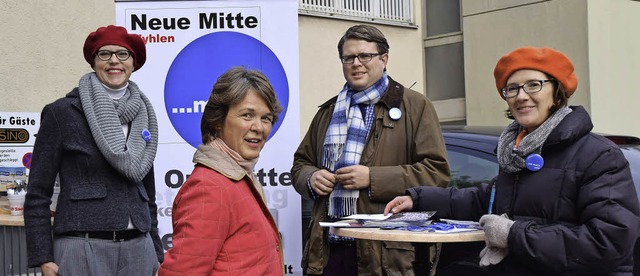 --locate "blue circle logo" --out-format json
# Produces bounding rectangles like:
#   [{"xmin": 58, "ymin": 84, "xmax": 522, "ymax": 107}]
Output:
[{"xmin": 164, "ymin": 31, "xmax": 289, "ymax": 148}]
